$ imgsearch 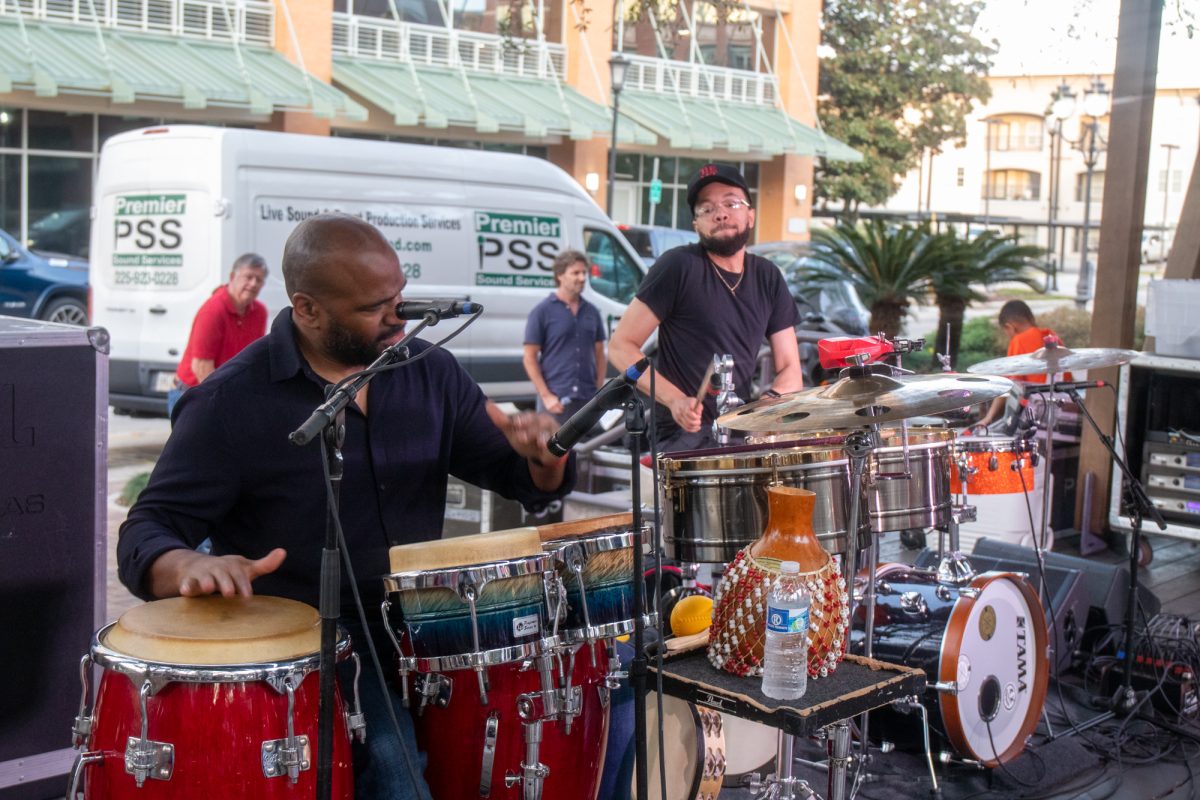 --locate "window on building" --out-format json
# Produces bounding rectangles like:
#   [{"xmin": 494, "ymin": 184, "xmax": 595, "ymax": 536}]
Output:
[
  {"xmin": 1074, "ymin": 170, "xmax": 1106, "ymax": 202},
  {"xmin": 956, "ymin": 167, "xmax": 964, "ymax": 187},
  {"xmin": 983, "ymin": 169, "xmax": 1041, "ymax": 201},
  {"xmin": 1160, "ymin": 169, "xmax": 1184, "ymax": 193},
  {"xmin": 984, "ymin": 114, "xmax": 1044, "ymax": 152},
  {"xmin": 0, "ymin": 155, "xmax": 20, "ymax": 234},
  {"xmin": 583, "ymin": 228, "xmax": 643, "ymax": 305}
]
